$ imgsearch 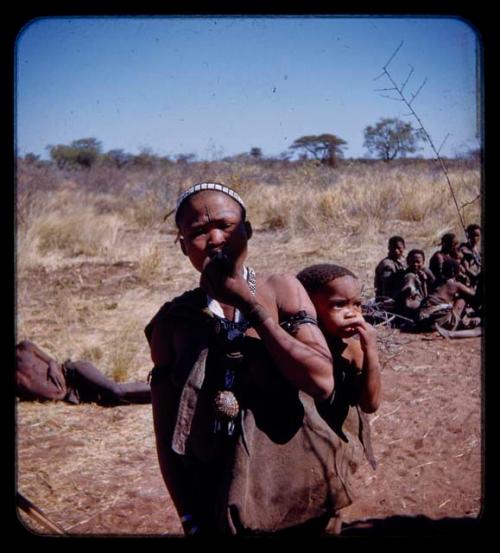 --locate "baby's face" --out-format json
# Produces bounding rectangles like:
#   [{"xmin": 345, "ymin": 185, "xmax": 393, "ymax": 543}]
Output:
[{"xmin": 311, "ymin": 275, "xmax": 364, "ymax": 339}]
